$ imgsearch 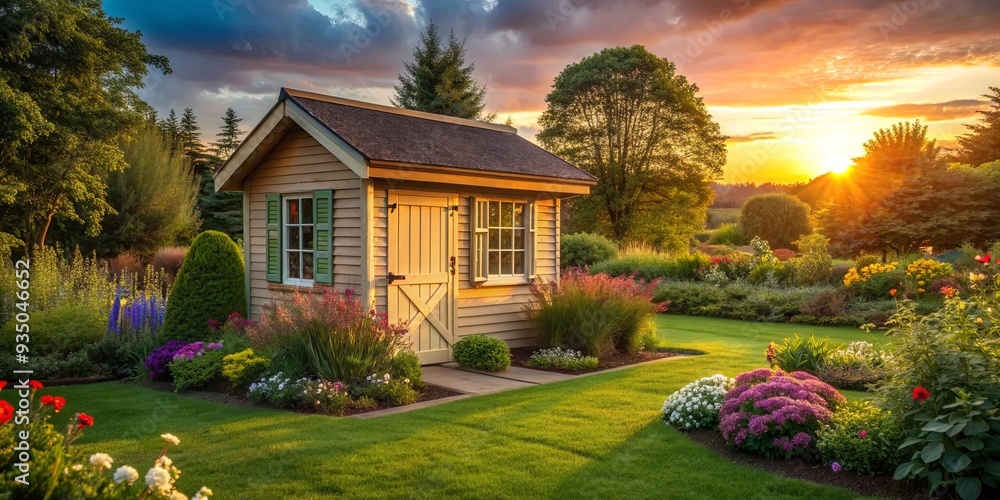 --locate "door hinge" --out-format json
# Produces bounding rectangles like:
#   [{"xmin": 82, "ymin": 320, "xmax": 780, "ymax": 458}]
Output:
[{"xmin": 388, "ymin": 202, "xmax": 397, "ymax": 213}]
